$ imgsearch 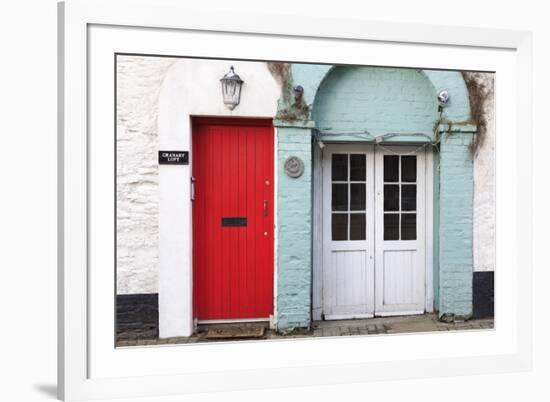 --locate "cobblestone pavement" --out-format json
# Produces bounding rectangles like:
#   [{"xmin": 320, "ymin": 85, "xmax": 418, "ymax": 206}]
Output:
[{"xmin": 116, "ymin": 313, "xmax": 494, "ymax": 347}]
